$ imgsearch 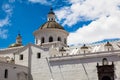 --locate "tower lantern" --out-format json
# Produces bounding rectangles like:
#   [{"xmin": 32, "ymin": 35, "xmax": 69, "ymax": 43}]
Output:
[
  {"xmin": 47, "ymin": 7, "xmax": 55, "ymax": 21},
  {"xmin": 16, "ymin": 33, "xmax": 22, "ymax": 45},
  {"xmin": 8, "ymin": 33, "xmax": 23, "ymax": 48}
]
